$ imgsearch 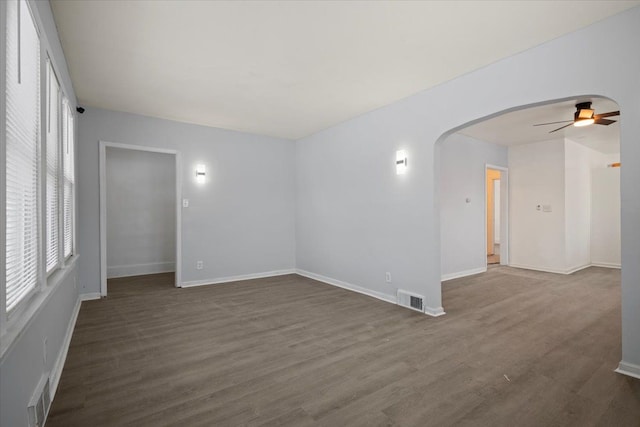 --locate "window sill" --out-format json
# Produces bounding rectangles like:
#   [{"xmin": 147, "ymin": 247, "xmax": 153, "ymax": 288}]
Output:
[{"xmin": 0, "ymin": 254, "xmax": 79, "ymax": 361}]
